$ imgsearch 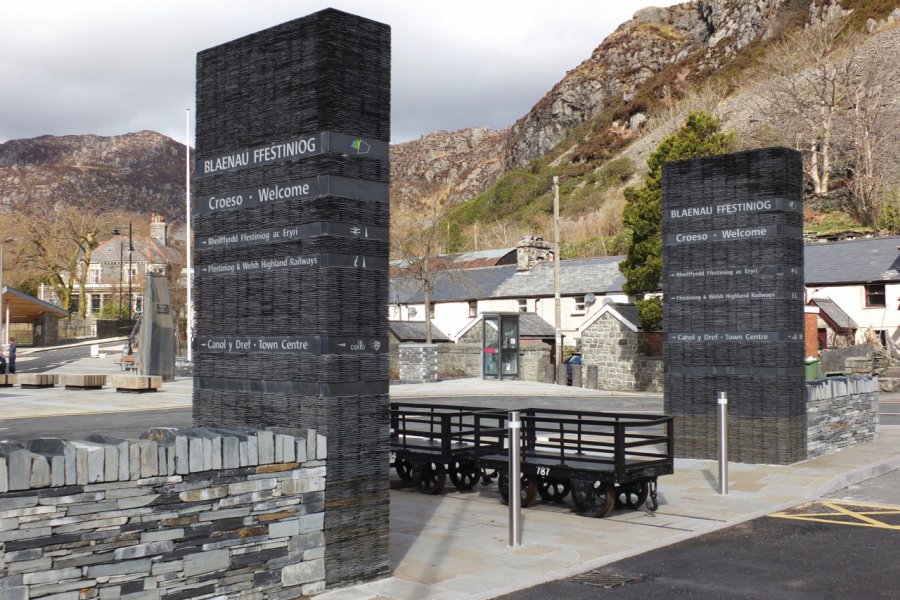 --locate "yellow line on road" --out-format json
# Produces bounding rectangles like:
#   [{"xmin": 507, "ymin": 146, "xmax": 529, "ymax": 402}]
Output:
[{"xmin": 769, "ymin": 500, "xmax": 900, "ymax": 531}]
